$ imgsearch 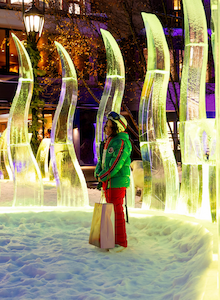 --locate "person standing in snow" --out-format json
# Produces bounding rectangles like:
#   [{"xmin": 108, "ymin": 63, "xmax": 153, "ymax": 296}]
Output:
[{"xmin": 95, "ymin": 111, "xmax": 132, "ymax": 249}]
